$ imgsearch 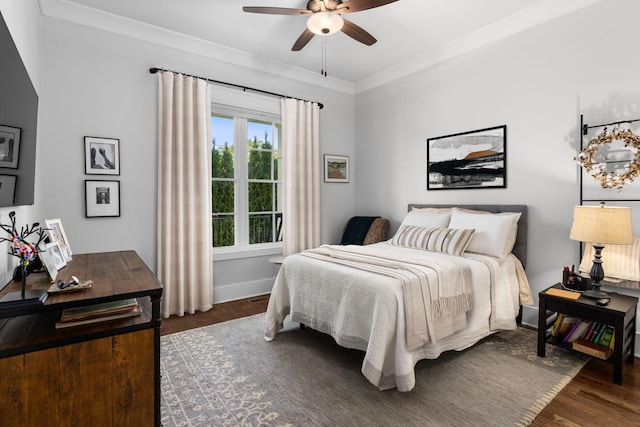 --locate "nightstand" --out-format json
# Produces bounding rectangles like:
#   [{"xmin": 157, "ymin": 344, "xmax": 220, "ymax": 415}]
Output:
[{"xmin": 537, "ymin": 283, "xmax": 638, "ymax": 384}]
